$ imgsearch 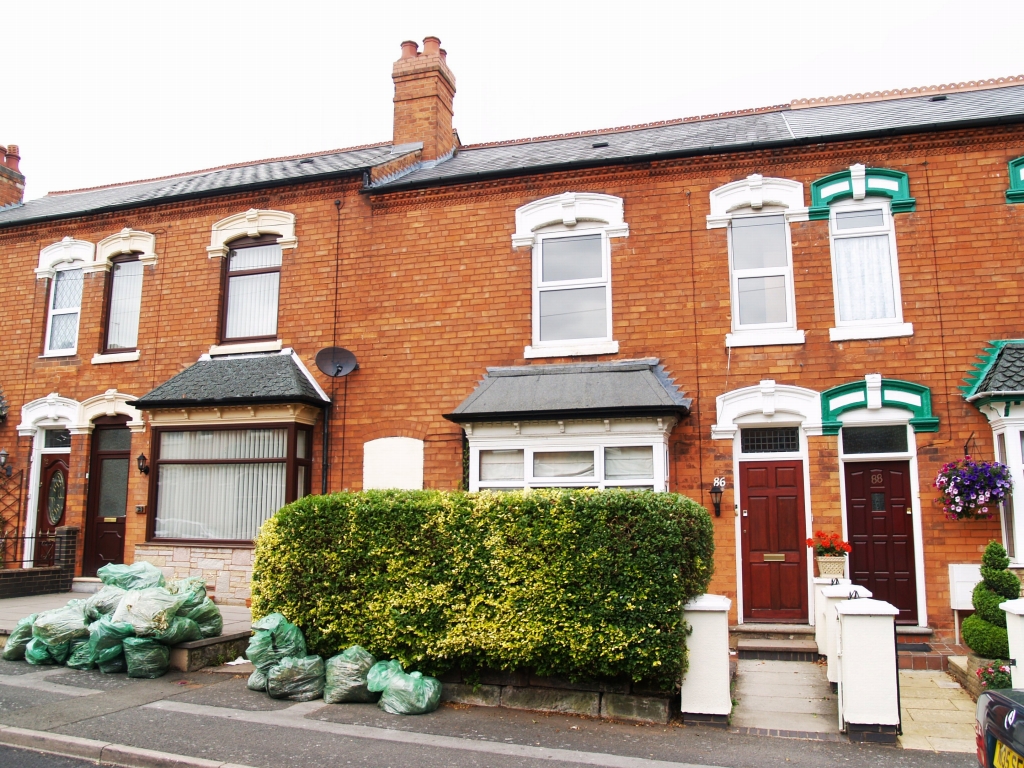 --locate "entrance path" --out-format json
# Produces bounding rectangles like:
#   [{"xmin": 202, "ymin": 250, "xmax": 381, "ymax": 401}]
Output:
[
  {"xmin": 897, "ymin": 670, "xmax": 976, "ymax": 753},
  {"xmin": 730, "ymin": 658, "xmax": 839, "ymax": 736},
  {"xmin": 0, "ymin": 593, "xmax": 252, "ymax": 635}
]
